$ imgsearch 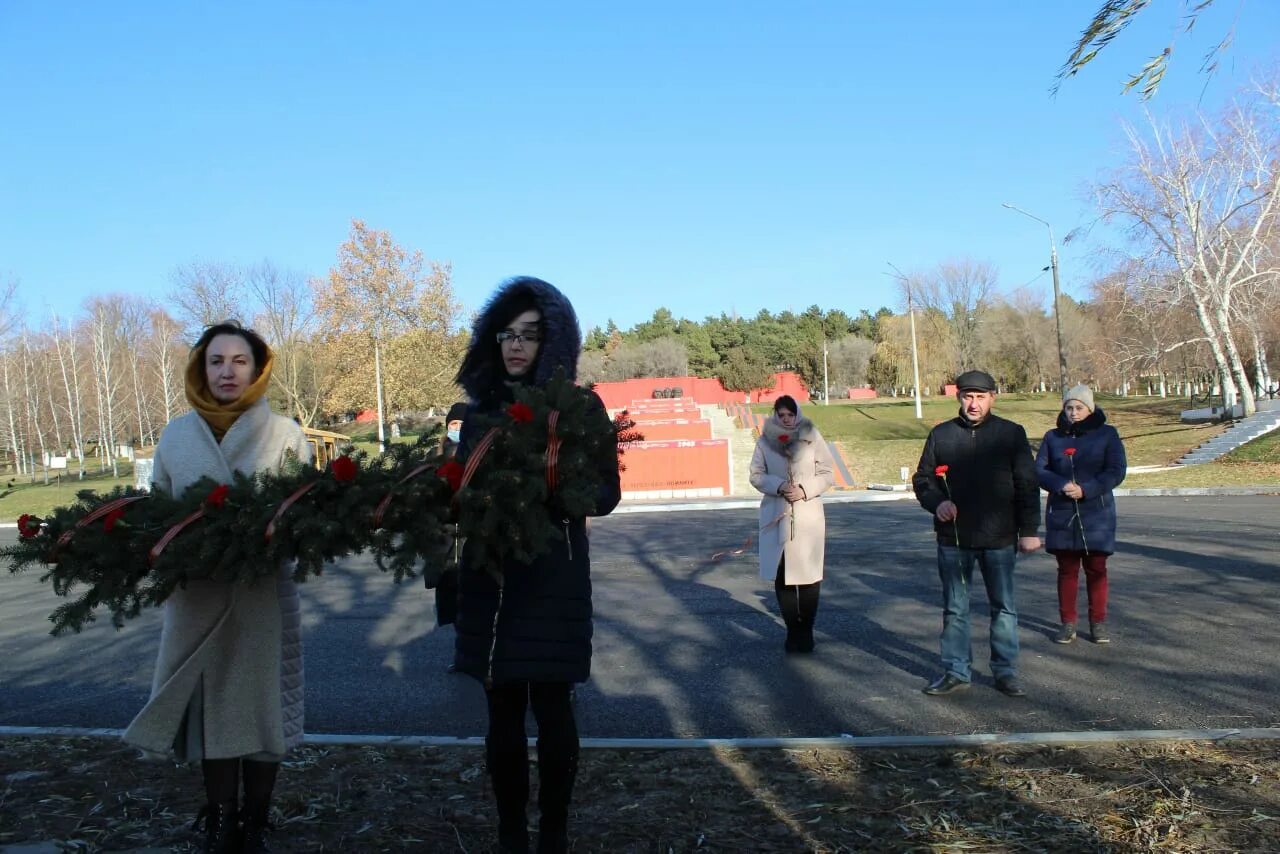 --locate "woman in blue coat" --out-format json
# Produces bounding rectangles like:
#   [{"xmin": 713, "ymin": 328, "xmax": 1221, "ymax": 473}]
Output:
[{"xmin": 1035, "ymin": 385, "xmax": 1127, "ymax": 645}]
